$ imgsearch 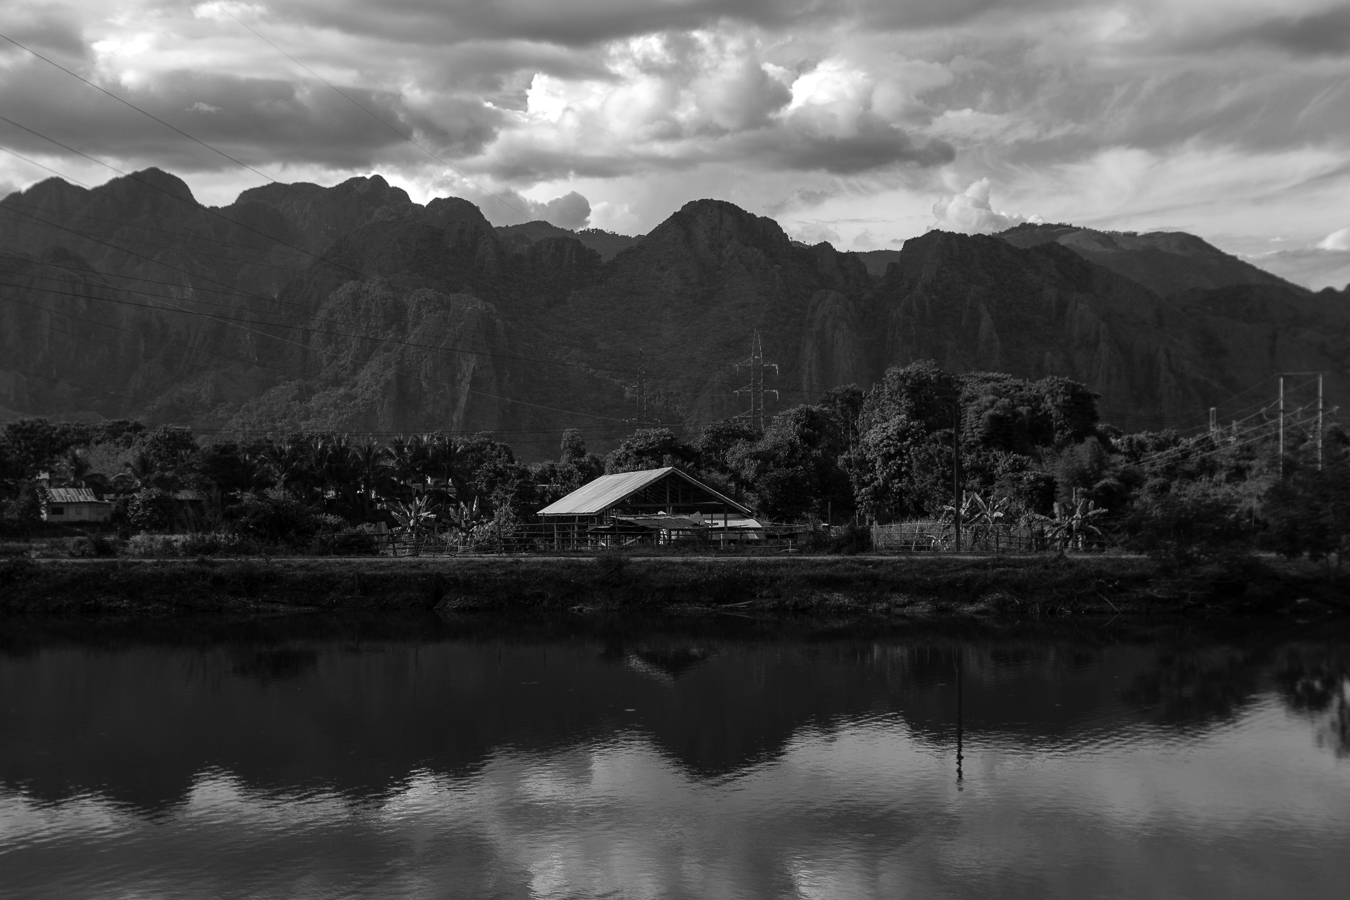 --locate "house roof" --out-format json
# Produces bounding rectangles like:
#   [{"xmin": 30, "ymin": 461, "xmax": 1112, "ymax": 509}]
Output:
[
  {"xmin": 537, "ymin": 466, "xmax": 752, "ymax": 517},
  {"xmin": 46, "ymin": 487, "xmax": 105, "ymax": 504}
]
